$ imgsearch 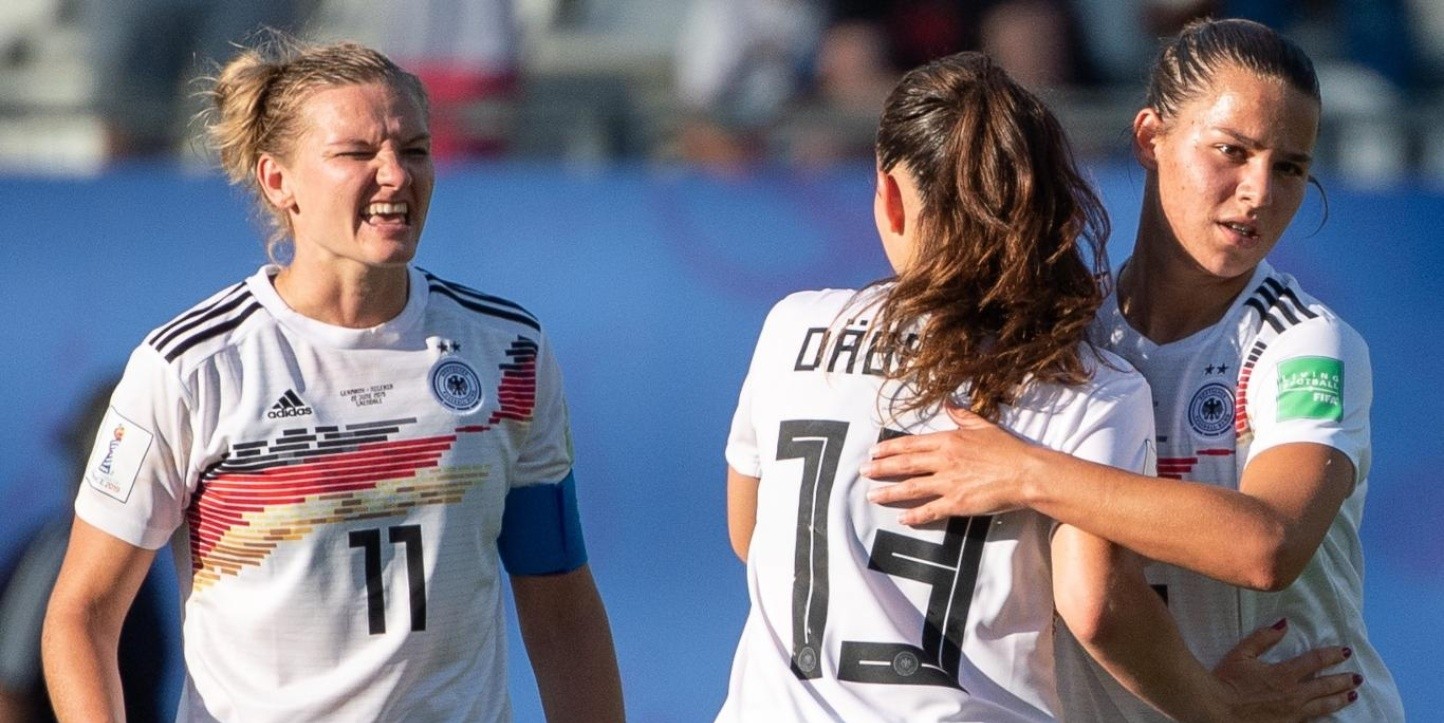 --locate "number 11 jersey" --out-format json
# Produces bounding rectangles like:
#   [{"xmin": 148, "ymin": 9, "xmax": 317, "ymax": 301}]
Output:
[
  {"xmin": 720, "ymin": 288, "xmax": 1154, "ymax": 722},
  {"xmin": 73, "ymin": 265, "xmax": 577, "ymax": 722}
]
